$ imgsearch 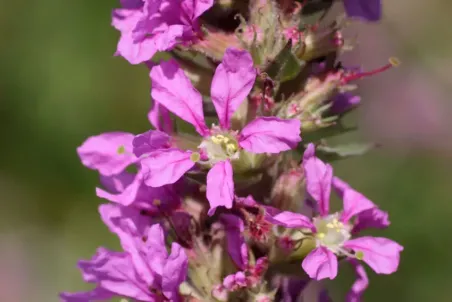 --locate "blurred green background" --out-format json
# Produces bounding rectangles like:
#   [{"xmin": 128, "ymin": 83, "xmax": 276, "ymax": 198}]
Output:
[{"xmin": 1, "ymin": 1, "xmax": 451, "ymax": 301}]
